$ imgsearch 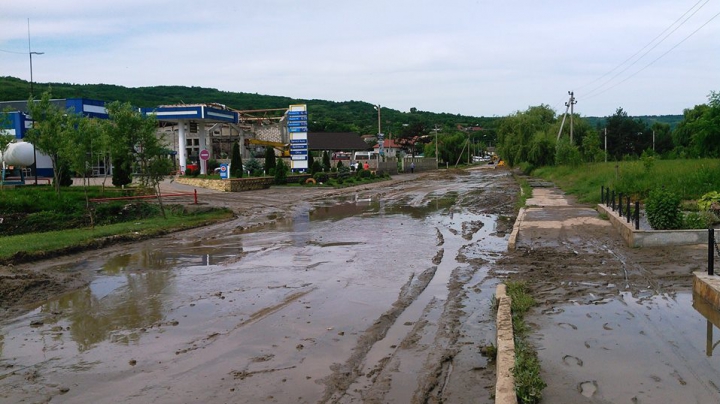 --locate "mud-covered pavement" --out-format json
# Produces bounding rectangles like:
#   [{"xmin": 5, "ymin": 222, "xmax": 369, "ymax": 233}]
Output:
[
  {"xmin": 496, "ymin": 184, "xmax": 720, "ymax": 403},
  {"xmin": 0, "ymin": 169, "xmax": 517, "ymax": 403}
]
